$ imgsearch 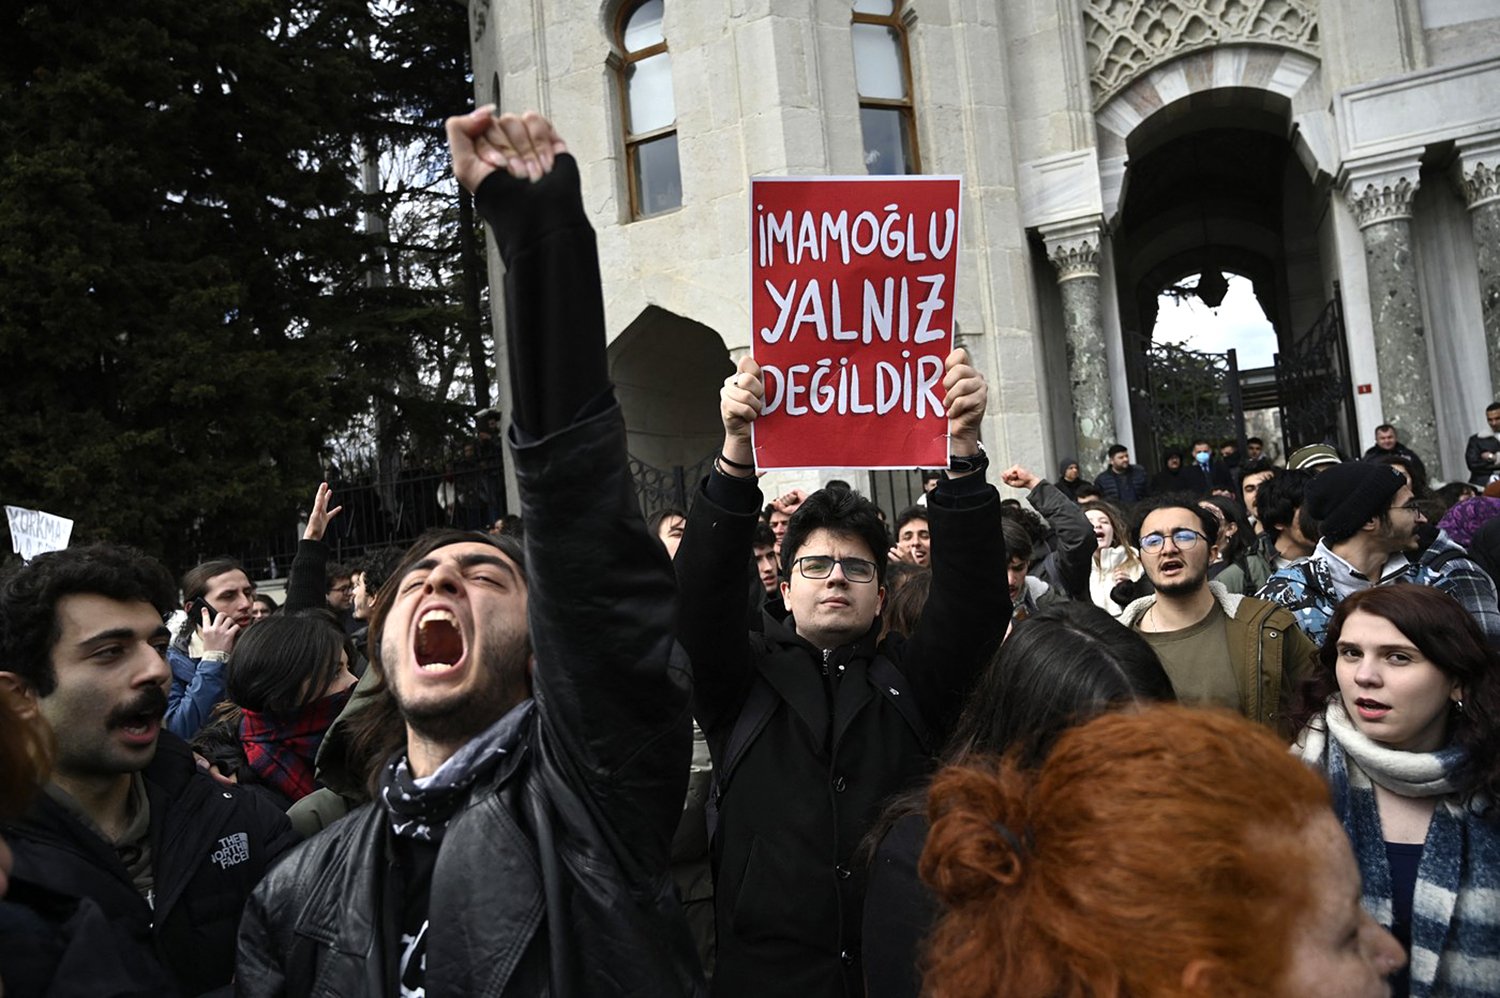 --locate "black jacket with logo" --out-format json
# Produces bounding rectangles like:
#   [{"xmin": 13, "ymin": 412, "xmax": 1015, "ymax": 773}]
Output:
[
  {"xmin": 2, "ymin": 733, "xmax": 298, "ymax": 996},
  {"xmin": 675, "ymin": 470, "xmax": 1008, "ymax": 997}
]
